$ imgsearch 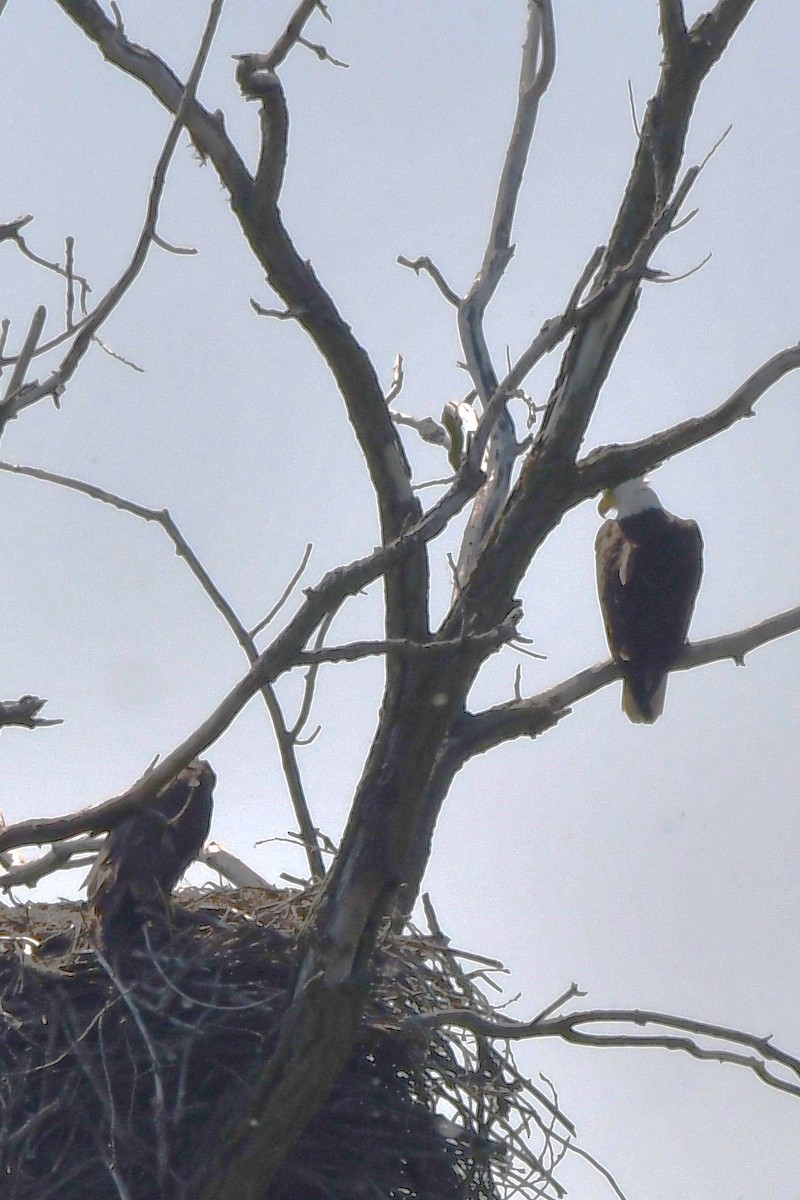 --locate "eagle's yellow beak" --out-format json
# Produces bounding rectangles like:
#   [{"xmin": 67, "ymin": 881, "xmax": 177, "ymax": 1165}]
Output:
[{"xmin": 597, "ymin": 489, "xmax": 615, "ymax": 517}]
